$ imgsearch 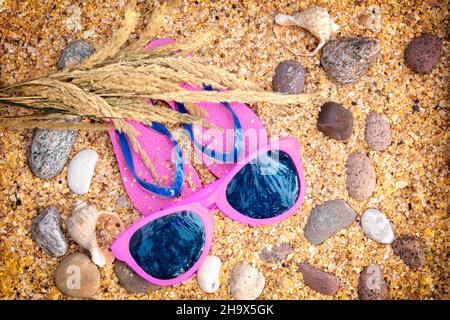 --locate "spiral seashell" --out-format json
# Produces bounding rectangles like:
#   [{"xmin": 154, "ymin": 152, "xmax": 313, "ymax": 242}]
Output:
[
  {"xmin": 67, "ymin": 201, "xmax": 125, "ymax": 267},
  {"xmin": 275, "ymin": 6, "xmax": 339, "ymax": 56}
]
